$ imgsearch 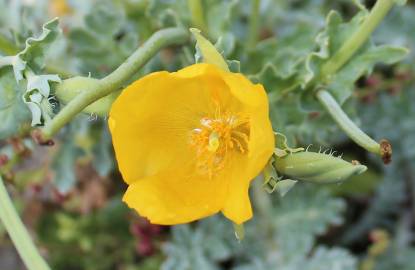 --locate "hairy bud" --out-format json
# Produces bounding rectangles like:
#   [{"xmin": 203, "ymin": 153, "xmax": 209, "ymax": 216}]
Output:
[{"xmin": 274, "ymin": 151, "xmax": 367, "ymax": 184}]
